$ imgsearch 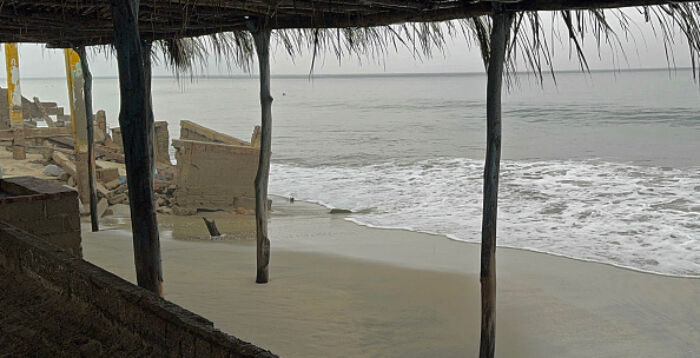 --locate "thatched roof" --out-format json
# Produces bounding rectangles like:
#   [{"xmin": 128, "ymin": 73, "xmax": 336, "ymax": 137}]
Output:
[
  {"xmin": 1, "ymin": 0, "xmax": 698, "ymax": 47},
  {"xmin": 1, "ymin": 1, "xmax": 698, "ymax": 81}
]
